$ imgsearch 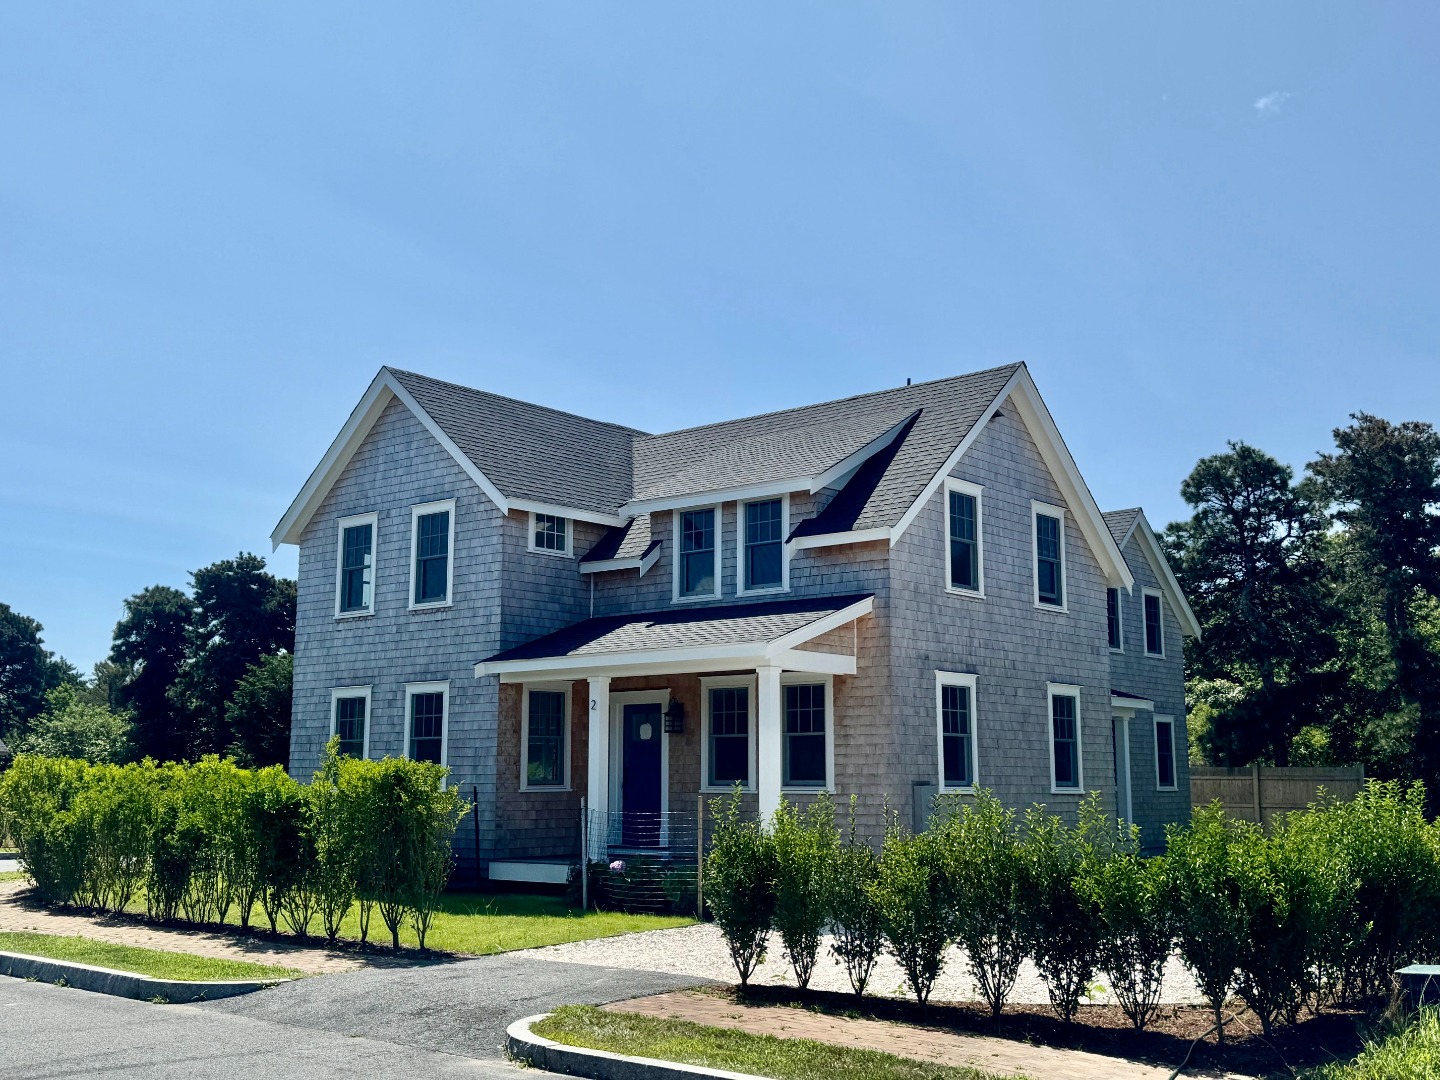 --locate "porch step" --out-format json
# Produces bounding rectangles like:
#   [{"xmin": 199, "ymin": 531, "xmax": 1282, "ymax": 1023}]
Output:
[{"xmin": 487, "ymin": 859, "xmax": 571, "ymax": 885}]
